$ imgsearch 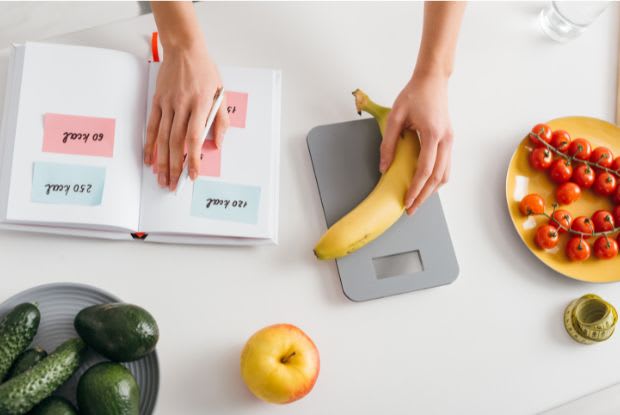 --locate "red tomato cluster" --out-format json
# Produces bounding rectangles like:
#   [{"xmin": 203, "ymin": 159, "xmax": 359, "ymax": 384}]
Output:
[
  {"xmin": 523, "ymin": 200, "xmax": 620, "ymax": 261},
  {"xmin": 520, "ymin": 124, "xmax": 620, "ymax": 262},
  {"xmin": 528, "ymin": 124, "xmax": 620, "ymax": 205}
]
